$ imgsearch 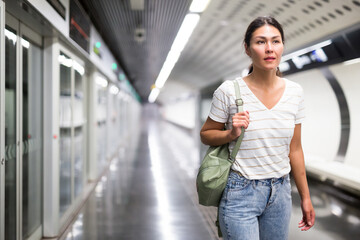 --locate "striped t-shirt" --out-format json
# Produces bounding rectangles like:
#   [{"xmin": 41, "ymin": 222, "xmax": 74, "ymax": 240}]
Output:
[{"xmin": 209, "ymin": 77, "xmax": 305, "ymax": 179}]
